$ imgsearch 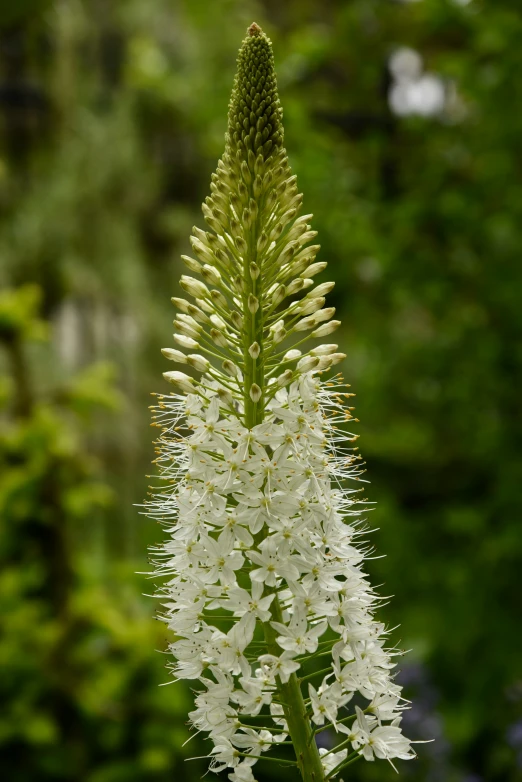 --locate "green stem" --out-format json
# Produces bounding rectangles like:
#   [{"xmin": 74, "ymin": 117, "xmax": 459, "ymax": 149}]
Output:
[
  {"xmin": 237, "ymin": 29, "xmax": 325, "ymax": 780},
  {"xmin": 237, "ymin": 752, "xmax": 297, "ymax": 765},
  {"xmin": 263, "ymin": 596, "xmax": 325, "ymax": 782},
  {"xmin": 241, "ymin": 257, "xmax": 326, "ymax": 782},
  {"xmin": 241, "ymin": 272, "xmax": 325, "ymax": 782}
]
